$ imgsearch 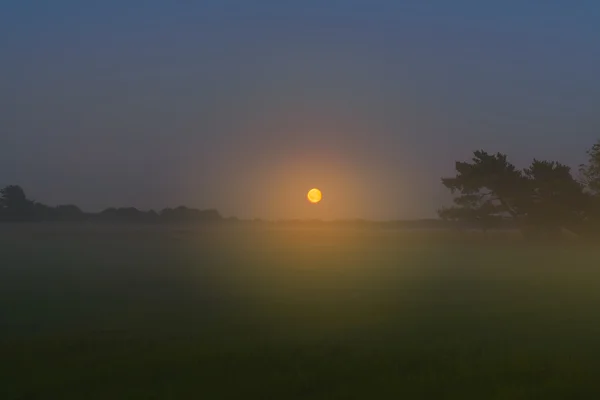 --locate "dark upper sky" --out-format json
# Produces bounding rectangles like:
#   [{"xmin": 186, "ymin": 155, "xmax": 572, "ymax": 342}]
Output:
[{"xmin": 2, "ymin": 1, "xmax": 599, "ymax": 219}]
